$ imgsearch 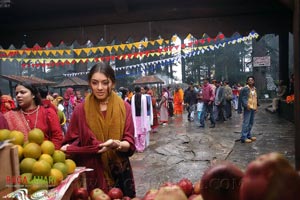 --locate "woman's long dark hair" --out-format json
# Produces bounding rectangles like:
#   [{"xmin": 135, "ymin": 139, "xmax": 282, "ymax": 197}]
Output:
[
  {"xmin": 88, "ymin": 62, "xmax": 116, "ymax": 83},
  {"xmin": 134, "ymin": 86, "xmax": 141, "ymax": 116}
]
